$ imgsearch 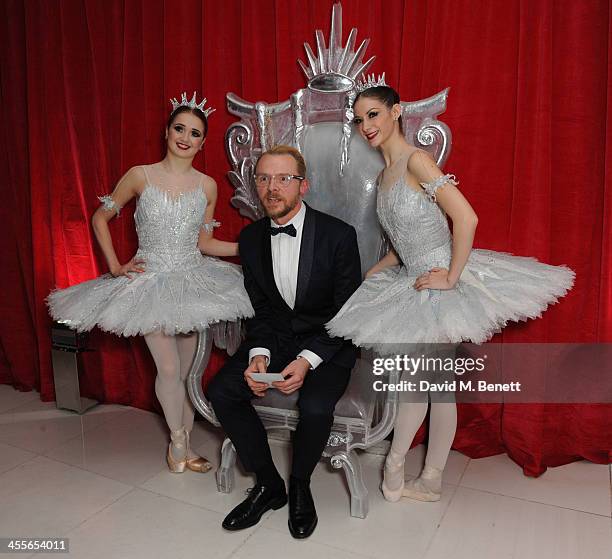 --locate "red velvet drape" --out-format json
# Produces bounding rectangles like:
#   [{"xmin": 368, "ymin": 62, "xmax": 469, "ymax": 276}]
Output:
[{"xmin": 1, "ymin": 0, "xmax": 610, "ymax": 475}]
